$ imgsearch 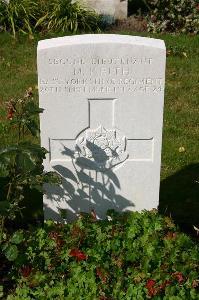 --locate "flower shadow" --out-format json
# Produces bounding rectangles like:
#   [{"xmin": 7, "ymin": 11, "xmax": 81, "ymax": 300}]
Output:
[{"xmin": 44, "ymin": 142, "xmax": 133, "ymax": 222}]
